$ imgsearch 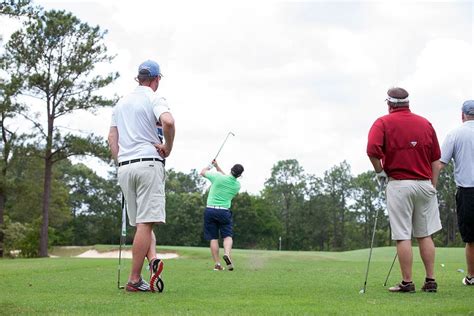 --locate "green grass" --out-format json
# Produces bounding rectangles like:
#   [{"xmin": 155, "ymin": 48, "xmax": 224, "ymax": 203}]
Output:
[{"xmin": 0, "ymin": 246, "xmax": 472, "ymax": 315}]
